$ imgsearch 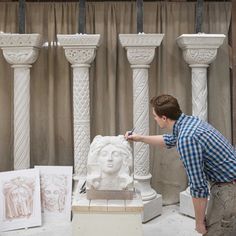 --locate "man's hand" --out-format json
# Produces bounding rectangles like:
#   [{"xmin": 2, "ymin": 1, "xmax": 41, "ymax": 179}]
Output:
[
  {"xmin": 124, "ymin": 131, "xmax": 142, "ymax": 142},
  {"xmin": 124, "ymin": 132, "xmax": 166, "ymax": 147},
  {"xmin": 195, "ymin": 221, "xmax": 207, "ymax": 234},
  {"xmin": 192, "ymin": 197, "xmax": 208, "ymax": 235}
]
